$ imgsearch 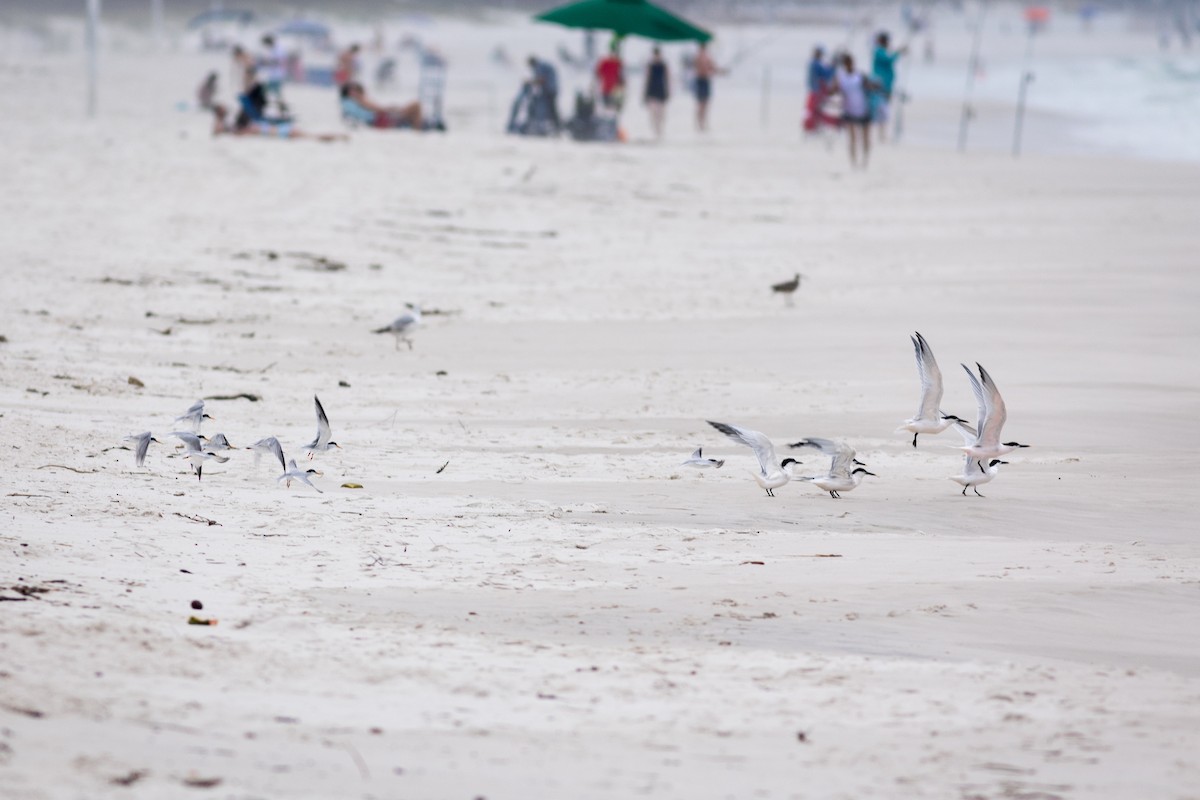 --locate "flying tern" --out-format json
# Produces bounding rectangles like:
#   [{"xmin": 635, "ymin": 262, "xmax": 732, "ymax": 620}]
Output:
[
  {"xmin": 168, "ymin": 431, "xmax": 229, "ymax": 481},
  {"xmin": 124, "ymin": 431, "xmax": 162, "ymax": 468},
  {"xmin": 789, "ymin": 438, "xmax": 876, "ymax": 498},
  {"xmin": 304, "ymin": 395, "xmax": 341, "ymax": 459},
  {"xmin": 896, "ymin": 332, "xmax": 971, "ymax": 447},
  {"xmin": 278, "ymin": 458, "xmax": 323, "ymax": 493},
  {"xmin": 707, "ymin": 421, "xmax": 800, "ymax": 496},
  {"xmin": 247, "ymin": 436, "xmax": 287, "ymax": 471},
  {"xmin": 680, "ymin": 447, "xmax": 724, "ymax": 469},
  {"xmin": 173, "ymin": 400, "xmax": 213, "ymax": 433},
  {"xmin": 959, "ymin": 363, "xmax": 1029, "ymax": 470}
]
